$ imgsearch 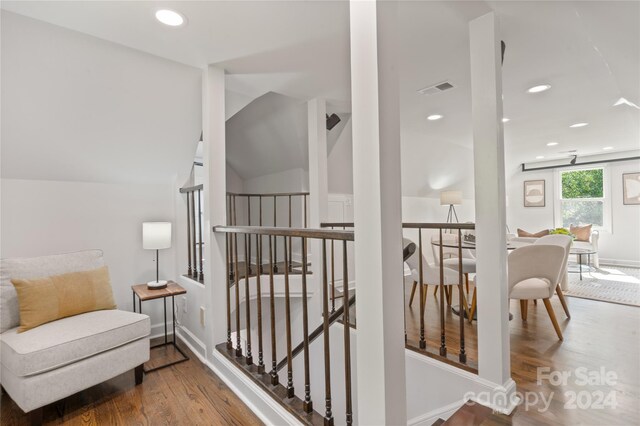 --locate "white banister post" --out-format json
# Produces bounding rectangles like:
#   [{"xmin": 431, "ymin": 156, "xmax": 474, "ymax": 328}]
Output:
[
  {"xmin": 202, "ymin": 65, "xmax": 227, "ymax": 355},
  {"xmin": 469, "ymin": 12, "xmax": 516, "ymax": 411},
  {"xmin": 350, "ymin": 1, "xmax": 407, "ymax": 424},
  {"xmin": 307, "ymin": 98, "xmax": 328, "ymax": 318}
]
